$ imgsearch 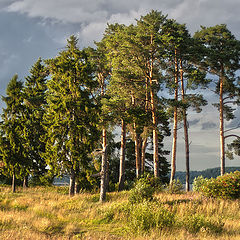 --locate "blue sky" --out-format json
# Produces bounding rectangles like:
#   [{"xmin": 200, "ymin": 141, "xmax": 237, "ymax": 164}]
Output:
[{"xmin": 0, "ymin": 0, "xmax": 240, "ymax": 171}]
